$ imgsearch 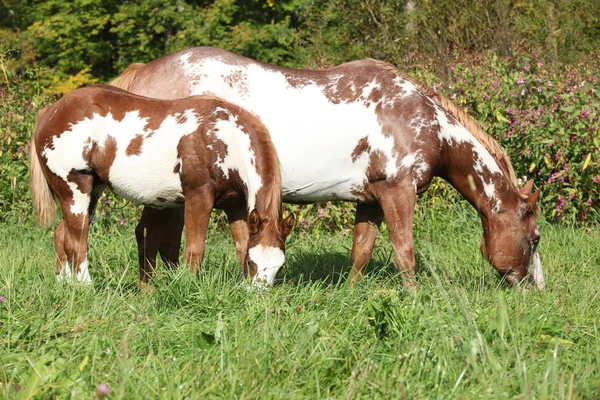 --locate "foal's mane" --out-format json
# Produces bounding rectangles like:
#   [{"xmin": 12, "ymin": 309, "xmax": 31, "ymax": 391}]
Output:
[
  {"xmin": 110, "ymin": 63, "xmax": 145, "ymax": 90},
  {"xmin": 243, "ymin": 108, "xmax": 282, "ymax": 225},
  {"xmin": 369, "ymin": 59, "xmax": 519, "ymax": 189}
]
